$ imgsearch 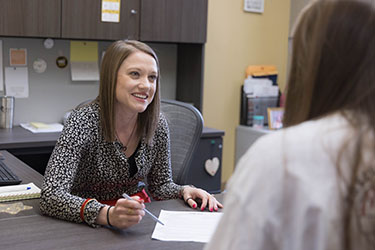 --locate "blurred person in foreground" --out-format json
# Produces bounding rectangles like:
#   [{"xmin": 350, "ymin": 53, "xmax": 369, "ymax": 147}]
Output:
[{"xmin": 205, "ymin": 0, "xmax": 375, "ymax": 249}]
